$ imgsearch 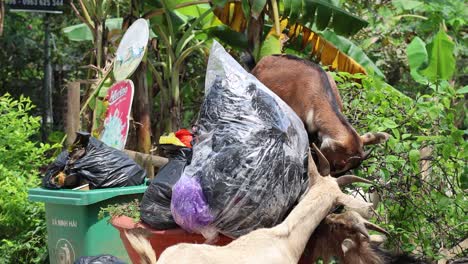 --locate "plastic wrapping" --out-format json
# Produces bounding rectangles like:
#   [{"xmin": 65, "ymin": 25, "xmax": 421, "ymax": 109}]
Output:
[
  {"xmin": 73, "ymin": 254, "xmax": 126, "ymax": 264},
  {"xmin": 171, "ymin": 42, "xmax": 309, "ymax": 239},
  {"xmin": 140, "ymin": 147, "xmax": 191, "ymax": 229},
  {"xmin": 42, "ymin": 132, "xmax": 147, "ymax": 189}
]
